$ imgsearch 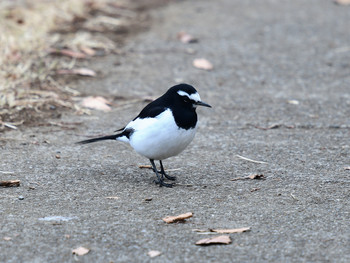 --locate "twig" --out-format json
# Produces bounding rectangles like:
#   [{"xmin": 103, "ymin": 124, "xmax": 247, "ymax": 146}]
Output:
[
  {"xmin": 290, "ymin": 193, "xmax": 299, "ymax": 201},
  {"xmin": 230, "ymin": 174, "xmax": 265, "ymax": 181},
  {"xmin": 0, "ymin": 171, "xmax": 15, "ymax": 175},
  {"xmin": 236, "ymin": 154, "xmax": 268, "ymax": 164}
]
